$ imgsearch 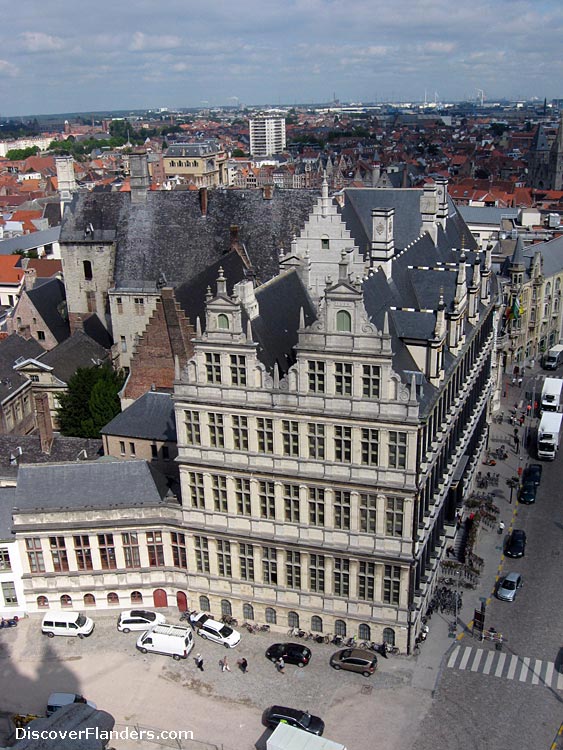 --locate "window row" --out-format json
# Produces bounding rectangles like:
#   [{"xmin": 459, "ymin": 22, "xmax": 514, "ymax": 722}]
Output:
[
  {"xmin": 307, "ymin": 361, "xmax": 381, "ymax": 398},
  {"xmin": 37, "ymin": 591, "xmax": 145, "ymax": 608},
  {"xmin": 187, "ymin": 474, "xmax": 406, "ymax": 534},
  {"xmin": 203, "ymin": 352, "xmax": 247, "ymax": 386},
  {"xmin": 184, "ymin": 410, "xmax": 408, "ymax": 468}
]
